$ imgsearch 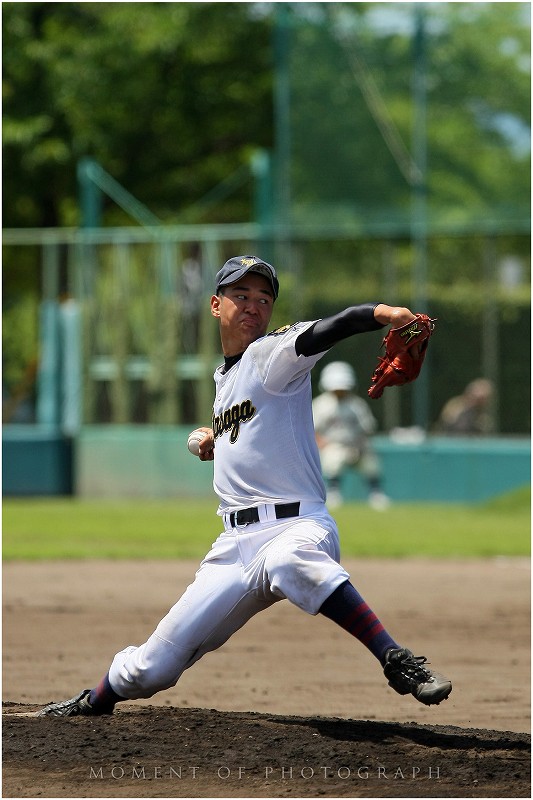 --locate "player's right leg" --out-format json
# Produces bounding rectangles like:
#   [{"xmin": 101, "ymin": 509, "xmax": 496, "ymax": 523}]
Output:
[
  {"xmin": 38, "ymin": 532, "xmax": 277, "ymax": 716},
  {"xmin": 107, "ymin": 558, "xmax": 275, "ymax": 701}
]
